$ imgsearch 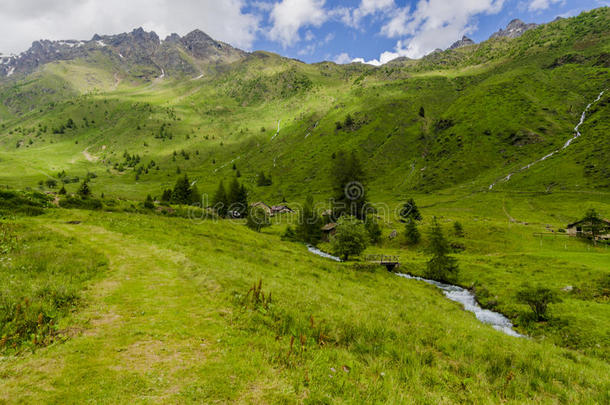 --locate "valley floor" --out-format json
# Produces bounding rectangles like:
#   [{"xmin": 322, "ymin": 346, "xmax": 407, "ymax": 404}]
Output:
[{"xmin": 0, "ymin": 206, "xmax": 608, "ymax": 404}]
